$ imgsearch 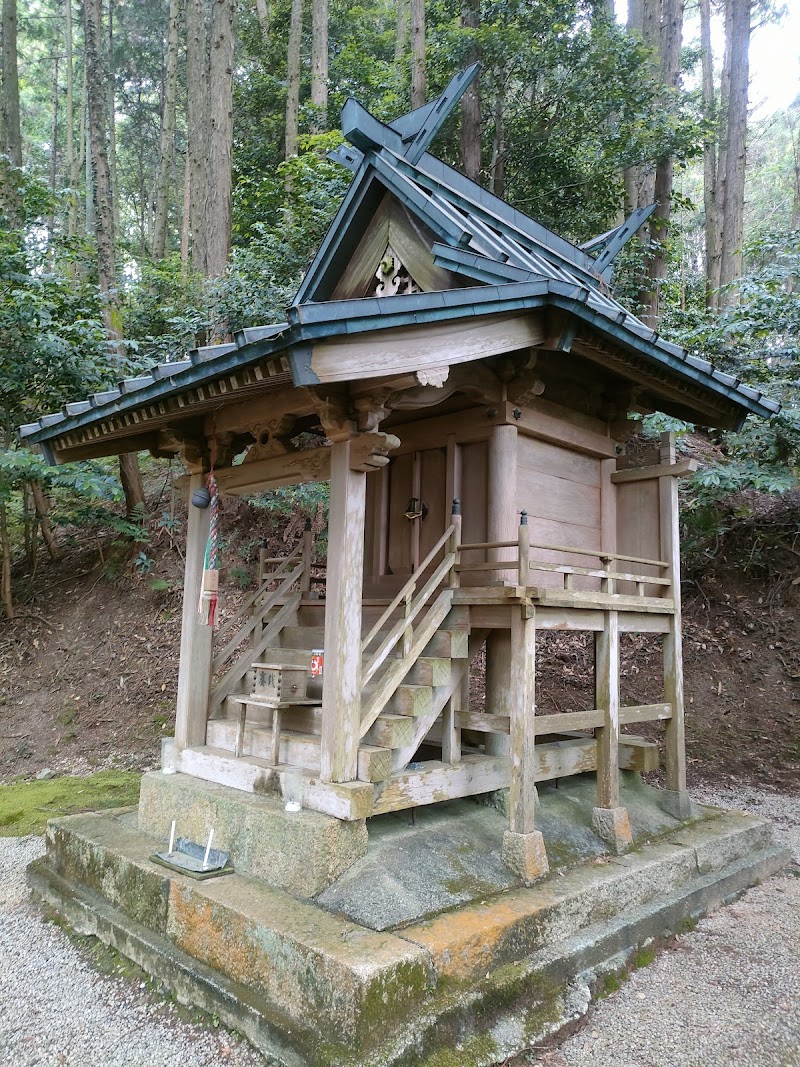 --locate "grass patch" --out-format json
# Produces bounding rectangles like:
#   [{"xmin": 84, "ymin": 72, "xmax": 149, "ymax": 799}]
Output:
[
  {"xmin": 0, "ymin": 771, "xmax": 141, "ymax": 836},
  {"xmin": 633, "ymin": 945, "xmax": 656, "ymax": 969}
]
